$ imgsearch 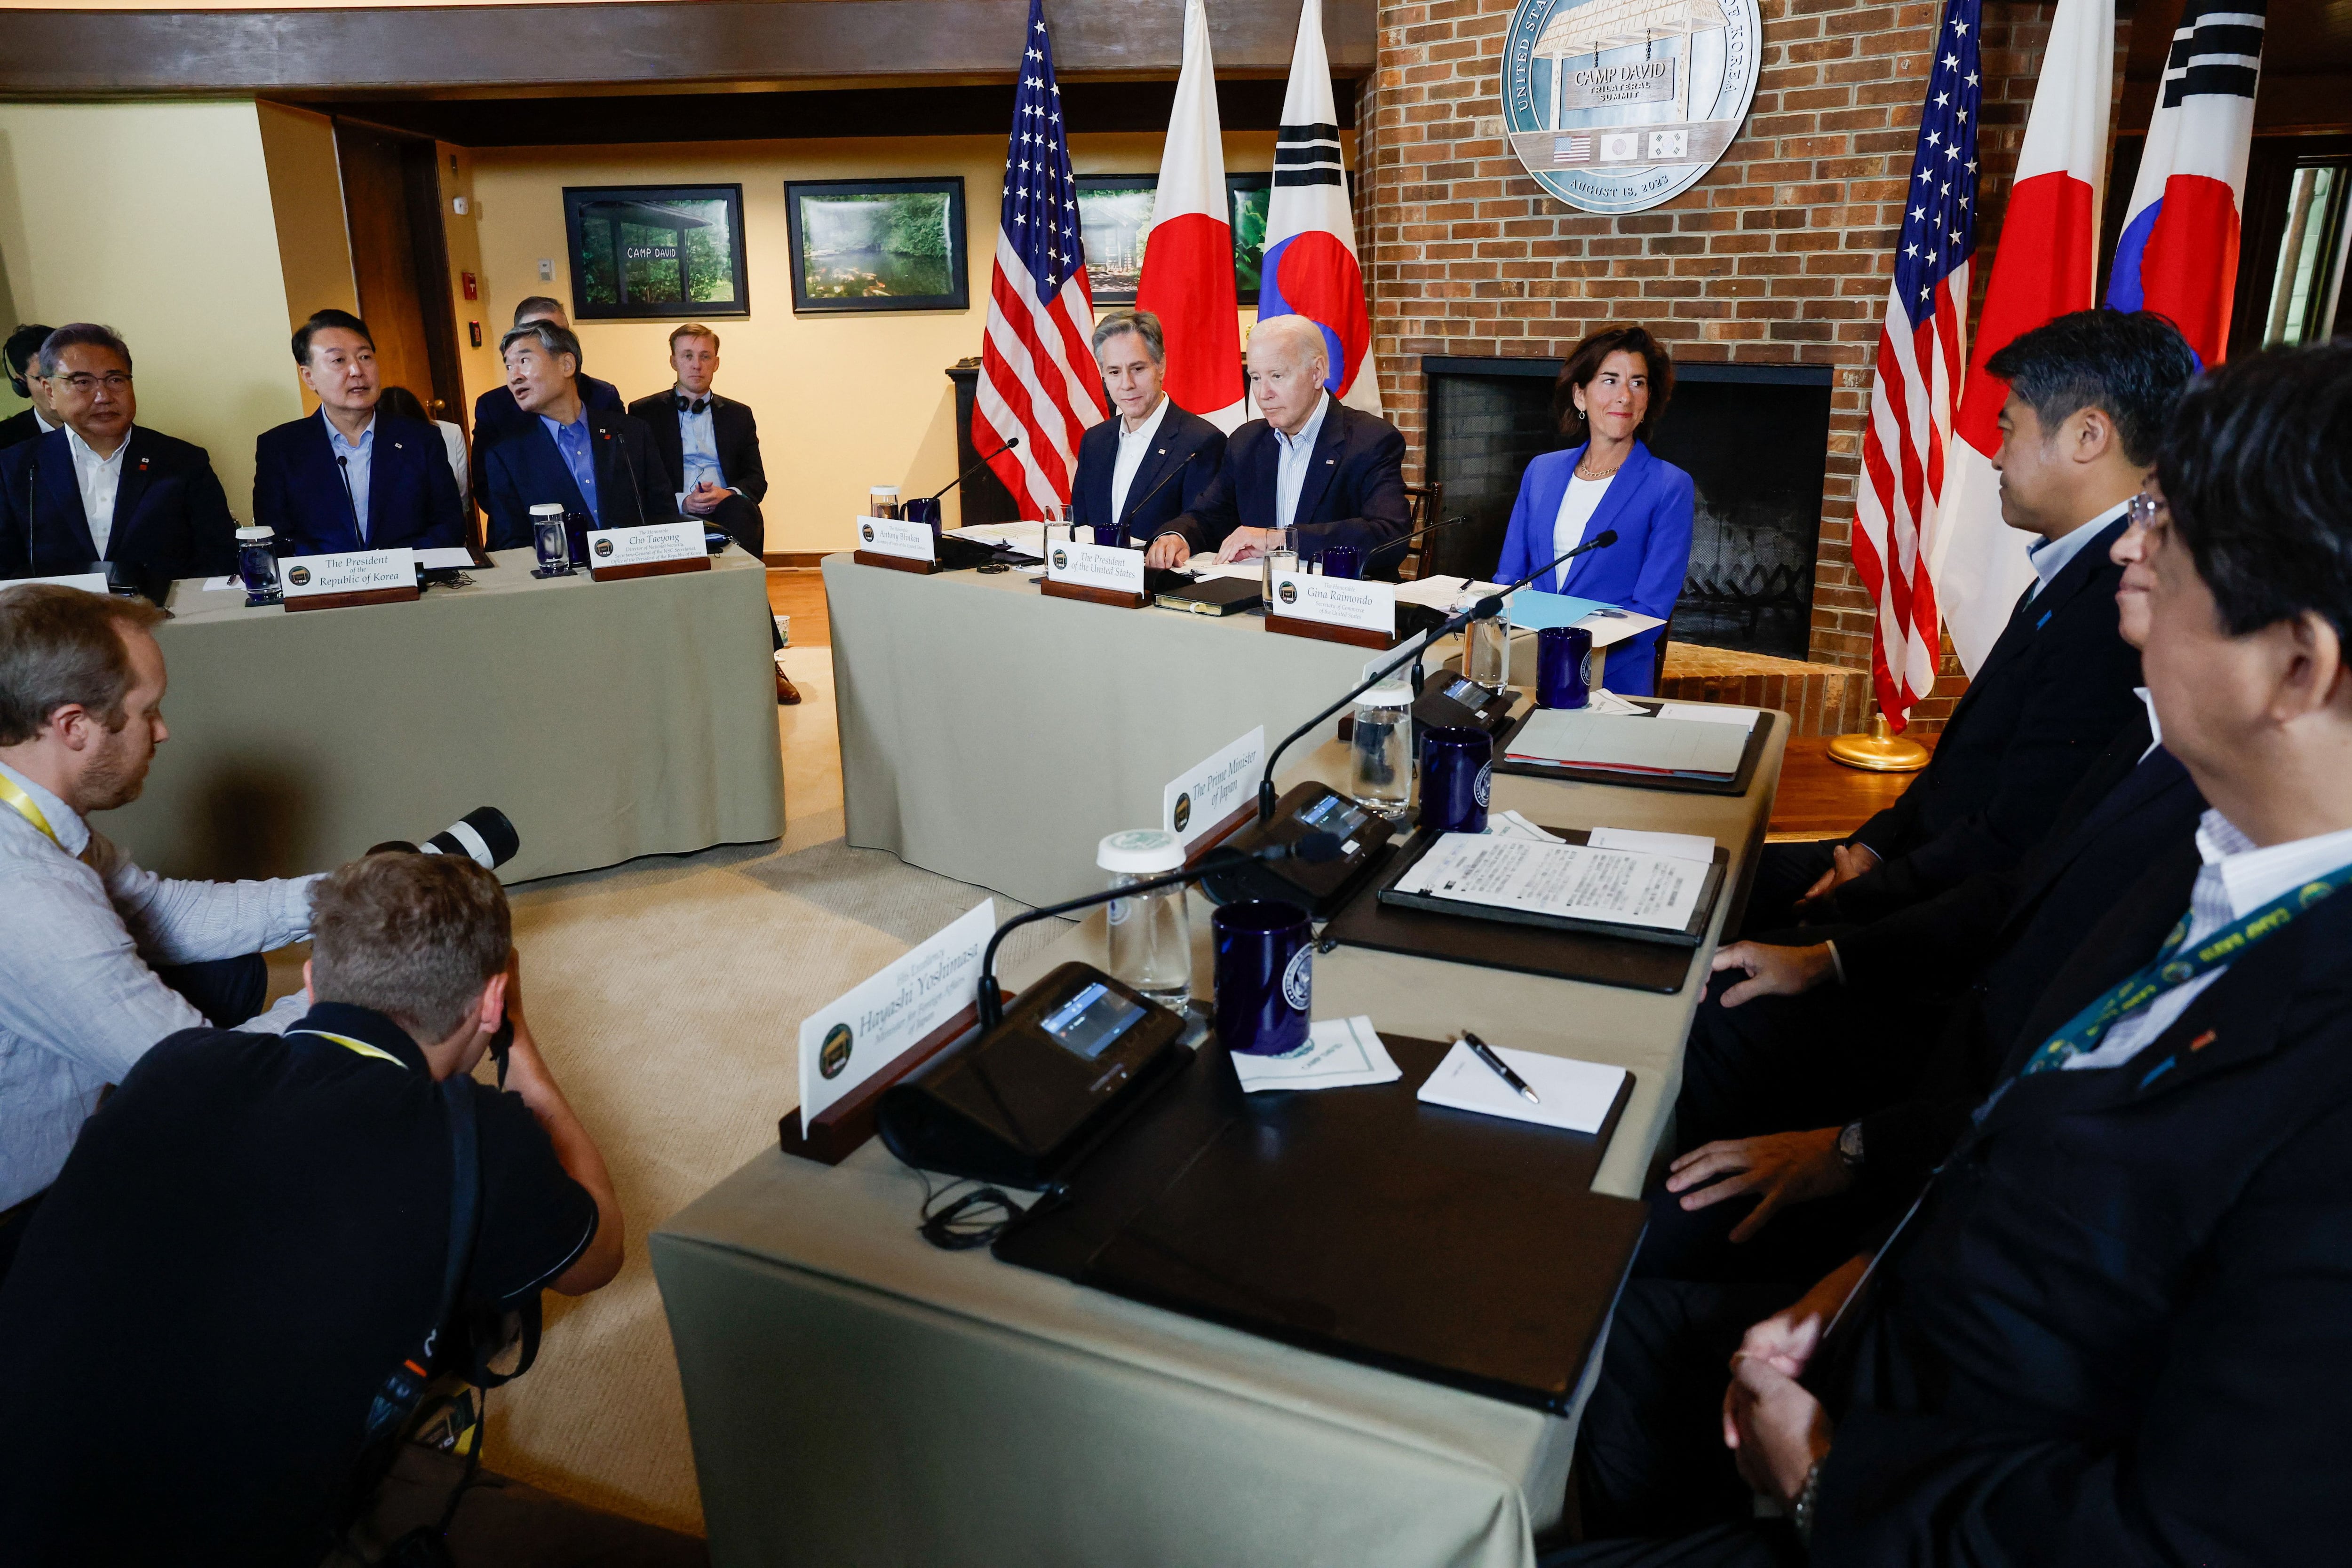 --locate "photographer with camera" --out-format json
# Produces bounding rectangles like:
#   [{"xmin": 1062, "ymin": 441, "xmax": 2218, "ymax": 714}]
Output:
[
  {"xmin": 0, "ymin": 850, "xmax": 641, "ymax": 1566},
  {"xmin": 0, "ymin": 582, "xmax": 324, "ymax": 1276}
]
